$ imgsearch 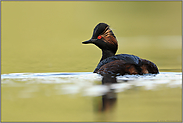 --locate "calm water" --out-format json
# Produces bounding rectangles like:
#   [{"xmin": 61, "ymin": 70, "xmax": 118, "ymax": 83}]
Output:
[
  {"xmin": 1, "ymin": 72, "xmax": 182, "ymax": 122},
  {"xmin": 1, "ymin": 1, "xmax": 182, "ymax": 122}
]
